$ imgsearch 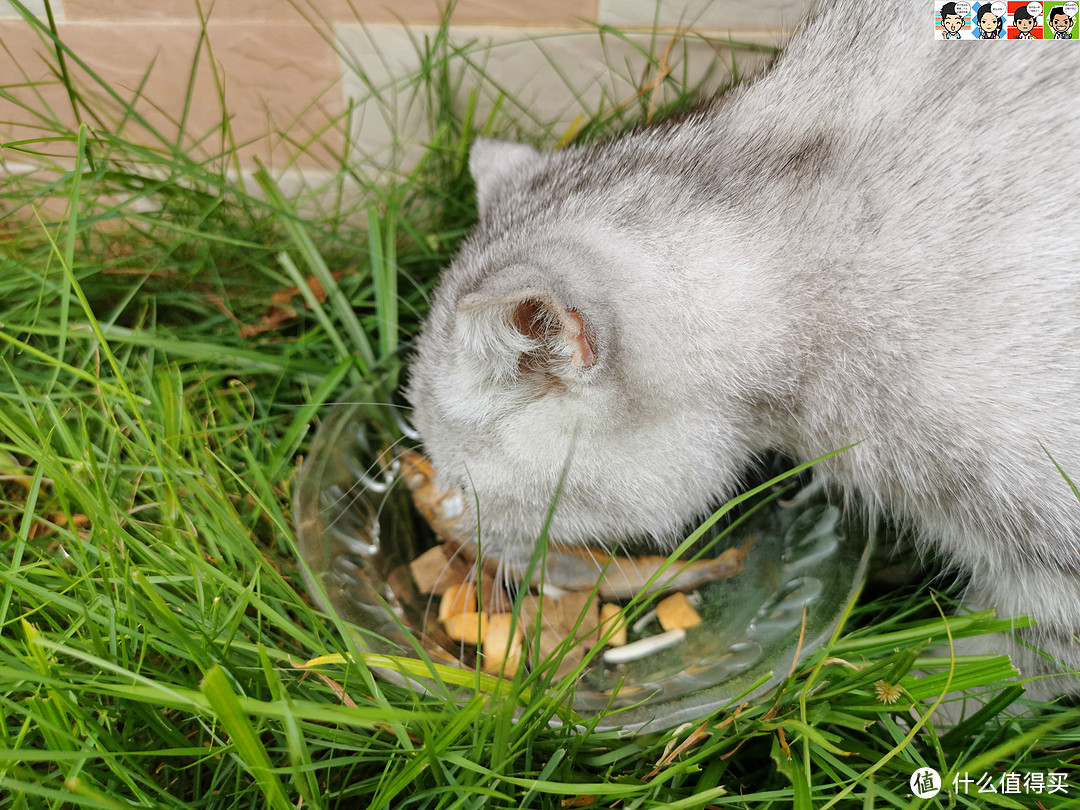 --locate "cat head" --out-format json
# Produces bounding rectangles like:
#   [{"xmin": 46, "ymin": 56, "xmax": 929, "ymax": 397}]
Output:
[{"xmin": 406, "ymin": 139, "xmax": 752, "ymax": 558}]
